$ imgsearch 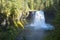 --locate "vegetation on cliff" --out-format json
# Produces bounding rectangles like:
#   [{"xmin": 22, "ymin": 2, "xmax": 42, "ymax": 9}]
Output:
[{"xmin": 0, "ymin": 0, "xmax": 60, "ymax": 40}]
